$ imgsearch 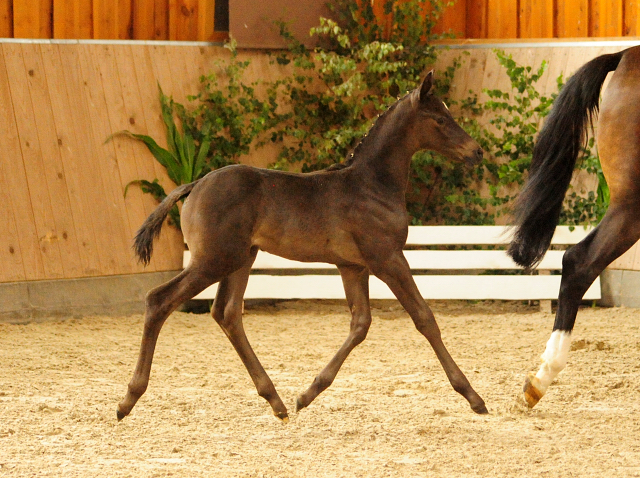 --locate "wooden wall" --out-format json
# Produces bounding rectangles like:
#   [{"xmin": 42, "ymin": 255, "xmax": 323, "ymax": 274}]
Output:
[
  {"xmin": 0, "ymin": 41, "xmax": 638, "ymax": 284},
  {"xmin": 377, "ymin": 0, "xmax": 640, "ymax": 39},
  {"xmin": 0, "ymin": 41, "xmax": 283, "ymax": 283},
  {"xmin": 0, "ymin": 0, "xmax": 227, "ymax": 41},
  {"xmin": 1, "ymin": 1, "xmax": 640, "ymax": 44}
]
